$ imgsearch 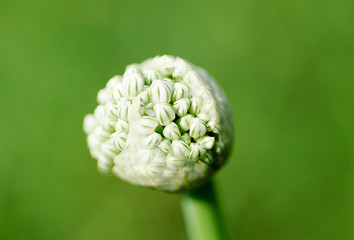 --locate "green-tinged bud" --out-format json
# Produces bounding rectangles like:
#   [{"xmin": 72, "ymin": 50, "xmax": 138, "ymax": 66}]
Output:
[
  {"xmin": 189, "ymin": 143, "xmax": 207, "ymax": 161},
  {"xmin": 172, "ymin": 140, "xmax": 190, "ymax": 158},
  {"xmin": 173, "ymin": 59, "xmax": 190, "ymax": 79},
  {"xmin": 158, "ymin": 139, "xmax": 172, "ymax": 153},
  {"xmin": 173, "ymin": 98, "xmax": 190, "ymax": 117},
  {"xmin": 144, "ymin": 103, "xmax": 156, "ymax": 117},
  {"xmin": 105, "ymin": 103, "xmax": 118, "ymax": 119},
  {"xmin": 83, "ymin": 114, "xmax": 97, "ymax": 134},
  {"xmin": 101, "ymin": 138, "xmax": 120, "ymax": 157},
  {"xmin": 97, "ymin": 89, "xmax": 109, "ymax": 104},
  {"xmin": 115, "ymin": 119, "xmax": 129, "ymax": 132},
  {"xmin": 156, "ymin": 55, "xmax": 176, "ymax": 76},
  {"xmin": 207, "ymin": 120, "xmax": 221, "ymax": 133},
  {"xmin": 112, "ymin": 83, "xmax": 125, "ymax": 102},
  {"xmin": 181, "ymin": 133, "xmax": 191, "ymax": 145},
  {"xmin": 94, "ymin": 105, "xmax": 105, "ymax": 122},
  {"xmin": 189, "ymin": 118, "xmax": 207, "ymax": 139},
  {"xmin": 163, "ymin": 122, "xmax": 181, "ymax": 140},
  {"xmin": 179, "ymin": 114, "xmax": 194, "ymax": 131},
  {"xmin": 149, "ymin": 80, "xmax": 172, "ymax": 103},
  {"xmin": 124, "ymin": 64, "xmax": 142, "ymax": 76},
  {"xmin": 154, "ymin": 103, "xmax": 176, "ymax": 126},
  {"xmin": 92, "ymin": 127, "xmax": 111, "ymax": 142},
  {"xmin": 101, "ymin": 116, "xmax": 116, "ymax": 131},
  {"xmin": 135, "ymin": 116, "xmax": 159, "ymax": 135},
  {"xmin": 143, "ymin": 132, "xmax": 163, "ymax": 147},
  {"xmin": 143, "ymin": 69, "xmax": 160, "ymax": 85},
  {"xmin": 122, "ymin": 73, "xmax": 145, "ymax": 97},
  {"xmin": 138, "ymin": 90, "xmax": 150, "ymax": 104},
  {"xmin": 172, "ymin": 83, "xmax": 190, "ymax": 102},
  {"xmin": 202, "ymin": 151, "xmax": 214, "ymax": 165},
  {"xmin": 196, "ymin": 136, "xmax": 215, "ymax": 149},
  {"xmin": 84, "ymin": 55, "xmax": 234, "ymax": 192},
  {"xmin": 166, "ymin": 156, "xmax": 187, "ymax": 170},
  {"xmin": 116, "ymin": 100, "xmax": 132, "ymax": 121},
  {"xmin": 106, "ymin": 75, "xmax": 122, "ymax": 90},
  {"xmin": 112, "ymin": 131, "xmax": 127, "ymax": 151},
  {"xmin": 189, "ymin": 97, "xmax": 202, "ymax": 115}
]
